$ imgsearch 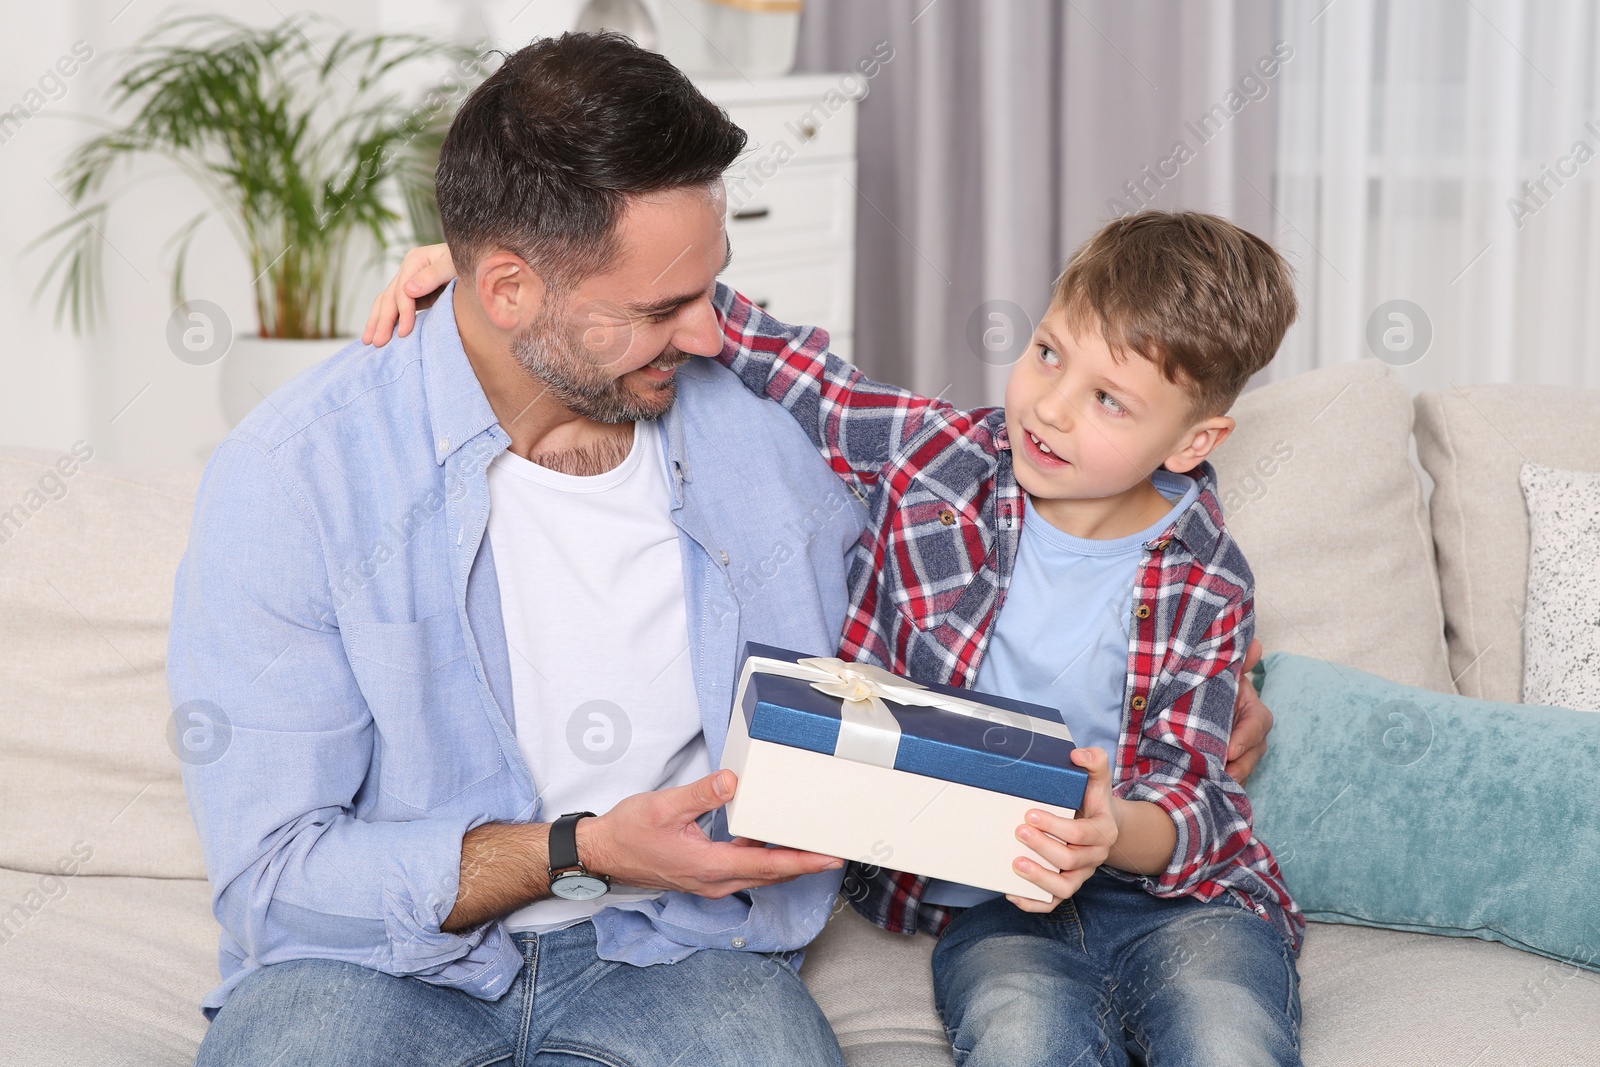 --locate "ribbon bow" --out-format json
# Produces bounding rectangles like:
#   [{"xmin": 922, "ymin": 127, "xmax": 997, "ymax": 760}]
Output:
[{"xmin": 741, "ymin": 654, "xmax": 1073, "ymax": 770}]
